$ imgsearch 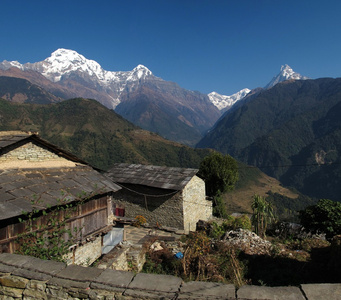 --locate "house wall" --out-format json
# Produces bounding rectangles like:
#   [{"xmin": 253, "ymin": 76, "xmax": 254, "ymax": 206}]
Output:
[
  {"xmin": 0, "ymin": 141, "xmax": 77, "ymax": 168},
  {"xmin": 65, "ymin": 235, "xmax": 103, "ymax": 266},
  {"xmin": 0, "ymin": 196, "xmax": 113, "ymax": 265},
  {"xmin": 182, "ymin": 175, "xmax": 212, "ymax": 232},
  {"xmin": 113, "ymin": 184, "xmax": 185, "ymax": 230}
]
